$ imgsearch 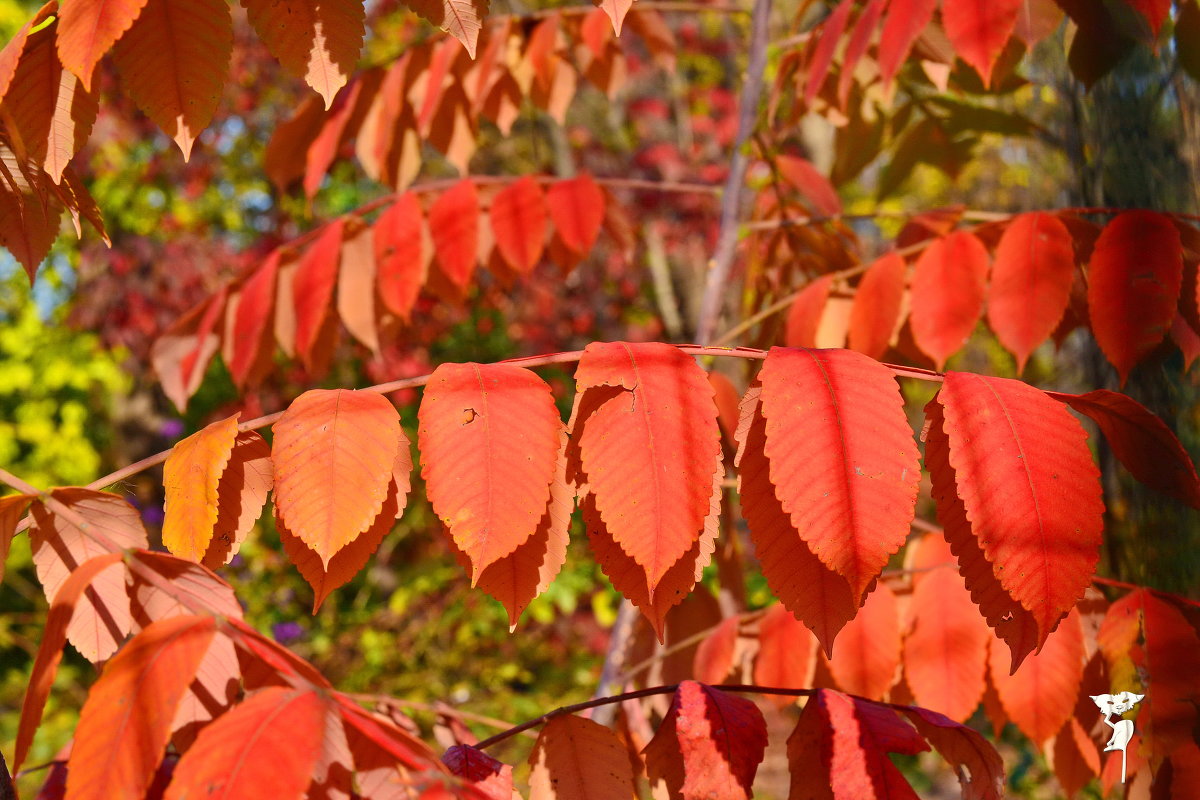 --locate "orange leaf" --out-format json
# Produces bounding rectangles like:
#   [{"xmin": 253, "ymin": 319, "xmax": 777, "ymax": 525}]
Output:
[
  {"xmin": 528, "ymin": 715, "xmax": 634, "ymax": 800},
  {"xmin": 941, "ymin": 0, "xmax": 1021, "ymax": 87},
  {"xmin": 0, "ymin": 3, "xmax": 51, "ymax": 104},
  {"xmin": 753, "ymin": 603, "xmax": 816, "ymax": 705},
  {"xmin": 803, "ymin": 0, "xmax": 853, "ymax": 106},
  {"xmin": 569, "ymin": 342, "xmax": 721, "ymax": 594},
  {"xmin": 848, "ymin": 252, "xmax": 906, "ymax": 360},
  {"xmin": 242, "ymin": 0, "xmax": 365, "ymax": 107},
  {"xmin": 374, "ymin": 192, "xmax": 428, "ymax": 320},
  {"xmin": 902, "ymin": 535, "xmax": 990, "ymax": 722},
  {"xmin": 693, "ymin": 615, "xmax": 739, "ymax": 685},
  {"xmin": 735, "ymin": 387, "xmax": 861, "ymax": 655},
  {"xmin": 281, "ymin": 476, "xmax": 399, "ymax": 611},
  {"xmin": 784, "ymin": 275, "xmax": 833, "ymax": 348},
  {"xmin": 923, "ymin": 399, "xmax": 1041, "ymax": 670},
  {"xmin": 293, "ymin": 218, "xmax": 345, "ymax": 370},
  {"xmin": 205, "ymin": 430, "xmax": 273, "ymax": 567},
  {"xmin": 877, "ymin": 0, "xmax": 937, "ymax": 90},
  {"xmin": 642, "ymin": 681, "xmax": 767, "ymax": 800},
  {"xmin": 898, "ymin": 705, "xmax": 1005, "ymax": 800},
  {"xmin": 14, "ymin": 552, "xmax": 123, "ymax": 774},
  {"xmin": 429, "ymin": 179, "xmax": 479, "ymax": 293},
  {"xmin": 1049, "ymin": 389, "xmax": 1200, "ymax": 509},
  {"xmin": 707, "ymin": 370, "xmax": 742, "ymax": 451},
  {"xmin": 777, "ymin": 155, "xmax": 842, "ymax": 217},
  {"xmin": 930, "ymin": 373, "xmax": 1104, "ymax": 650},
  {"xmin": 827, "ymin": 582, "xmax": 900, "ymax": 700},
  {"xmin": 837, "ymin": 0, "xmax": 884, "ymax": 109},
  {"xmin": 547, "ymin": 174, "xmax": 605, "ymax": 256},
  {"xmin": 1087, "ymin": 210, "xmax": 1183, "ymax": 384},
  {"xmin": 490, "ymin": 176, "xmax": 548, "ymax": 274},
  {"xmin": 304, "ymin": 72, "xmax": 380, "ymax": 199},
  {"xmin": 1014, "ymin": 0, "xmax": 1065, "ymax": 46},
  {"xmin": 110, "ymin": 0, "xmax": 232, "ymax": 158},
  {"xmin": 0, "ymin": 492, "xmax": 32, "ymax": 582},
  {"xmin": 1139, "ymin": 591, "xmax": 1200, "ymax": 758},
  {"xmin": 127, "ymin": 550, "xmax": 243, "ymax": 626},
  {"xmin": 272, "ymin": 388, "xmax": 402, "ymax": 566},
  {"xmin": 151, "ymin": 288, "xmax": 226, "ymax": 412},
  {"xmin": 1051, "ymin": 716, "xmax": 1100, "ymax": 798},
  {"xmin": 910, "ymin": 231, "xmax": 989, "ymax": 368},
  {"xmin": 29, "ymin": 488, "xmax": 147, "ymax": 661},
  {"xmin": 164, "ymin": 686, "xmax": 328, "ymax": 800},
  {"xmin": 264, "ymin": 95, "xmax": 325, "ymax": 192},
  {"xmin": 989, "ymin": 609, "xmax": 1085, "ymax": 744},
  {"xmin": 592, "ymin": 0, "xmax": 633, "ymax": 36},
  {"xmin": 419, "ymin": 362, "xmax": 563, "ymax": 581},
  {"xmin": 451, "ymin": 437, "xmax": 572, "ymax": 628},
  {"xmin": 57, "ymin": 0, "xmax": 149, "ymax": 91},
  {"xmin": 67, "ymin": 615, "xmax": 216, "ymax": 800},
  {"xmin": 338, "ymin": 220, "xmax": 380, "ymax": 354},
  {"xmin": 163, "ymin": 413, "xmax": 240, "ymax": 562},
  {"xmin": 759, "ymin": 347, "xmax": 919, "ymax": 597},
  {"xmin": 405, "ymin": 0, "xmax": 490, "ymax": 59},
  {"xmin": 228, "ymin": 252, "xmax": 279, "ymax": 387},
  {"xmin": 987, "ymin": 212, "xmax": 1075, "ymax": 372}
]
